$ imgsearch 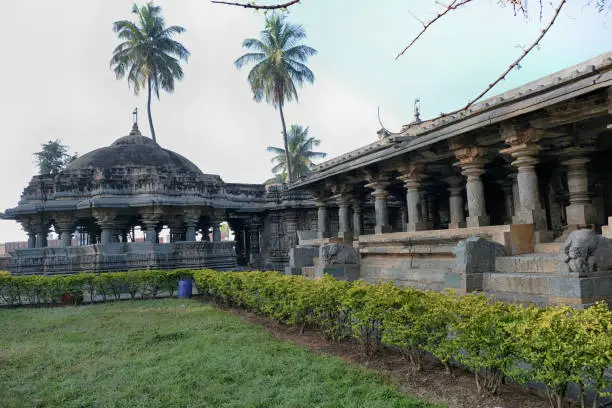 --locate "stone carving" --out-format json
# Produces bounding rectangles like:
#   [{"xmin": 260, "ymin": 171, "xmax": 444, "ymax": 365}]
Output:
[
  {"xmin": 562, "ymin": 229, "xmax": 612, "ymax": 275},
  {"xmin": 319, "ymin": 244, "xmax": 359, "ymax": 266},
  {"xmin": 454, "ymin": 236, "xmax": 506, "ymax": 276}
]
